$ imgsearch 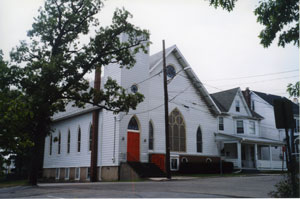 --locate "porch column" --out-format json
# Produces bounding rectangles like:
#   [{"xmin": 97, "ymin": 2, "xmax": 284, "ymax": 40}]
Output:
[
  {"xmin": 269, "ymin": 145, "xmax": 272, "ymax": 169},
  {"xmin": 237, "ymin": 142, "xmax": 242, "ymax": 168},
  {"xmin": 254, "ymin": 144, "xmax": 258, "ymax": 169}
]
